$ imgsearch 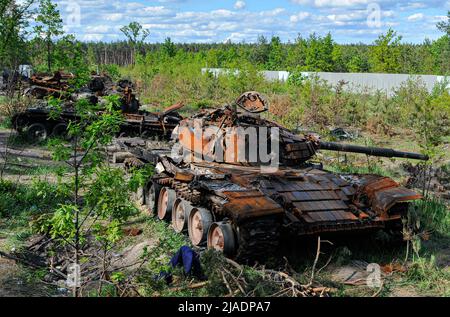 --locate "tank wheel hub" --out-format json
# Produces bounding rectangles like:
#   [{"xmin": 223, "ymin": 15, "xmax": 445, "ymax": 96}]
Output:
[{"xmin": 188, "ymin": 207, "xmax": 213, "ymax": 246}]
